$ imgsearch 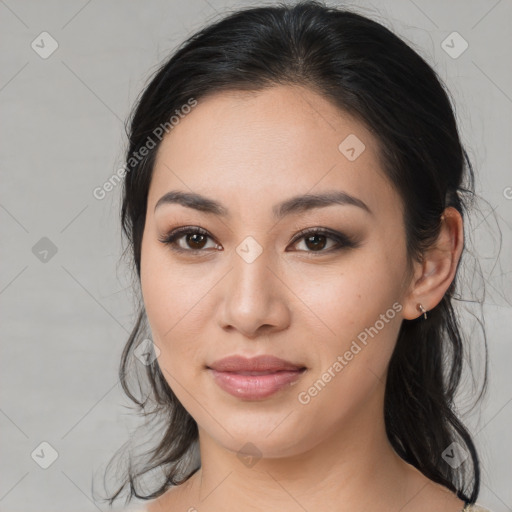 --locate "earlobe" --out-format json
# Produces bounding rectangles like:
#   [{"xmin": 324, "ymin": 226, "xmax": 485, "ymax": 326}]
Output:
[{"xmin": 401, "ymin": 207, "xmax": 464, "ymax": 320}]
